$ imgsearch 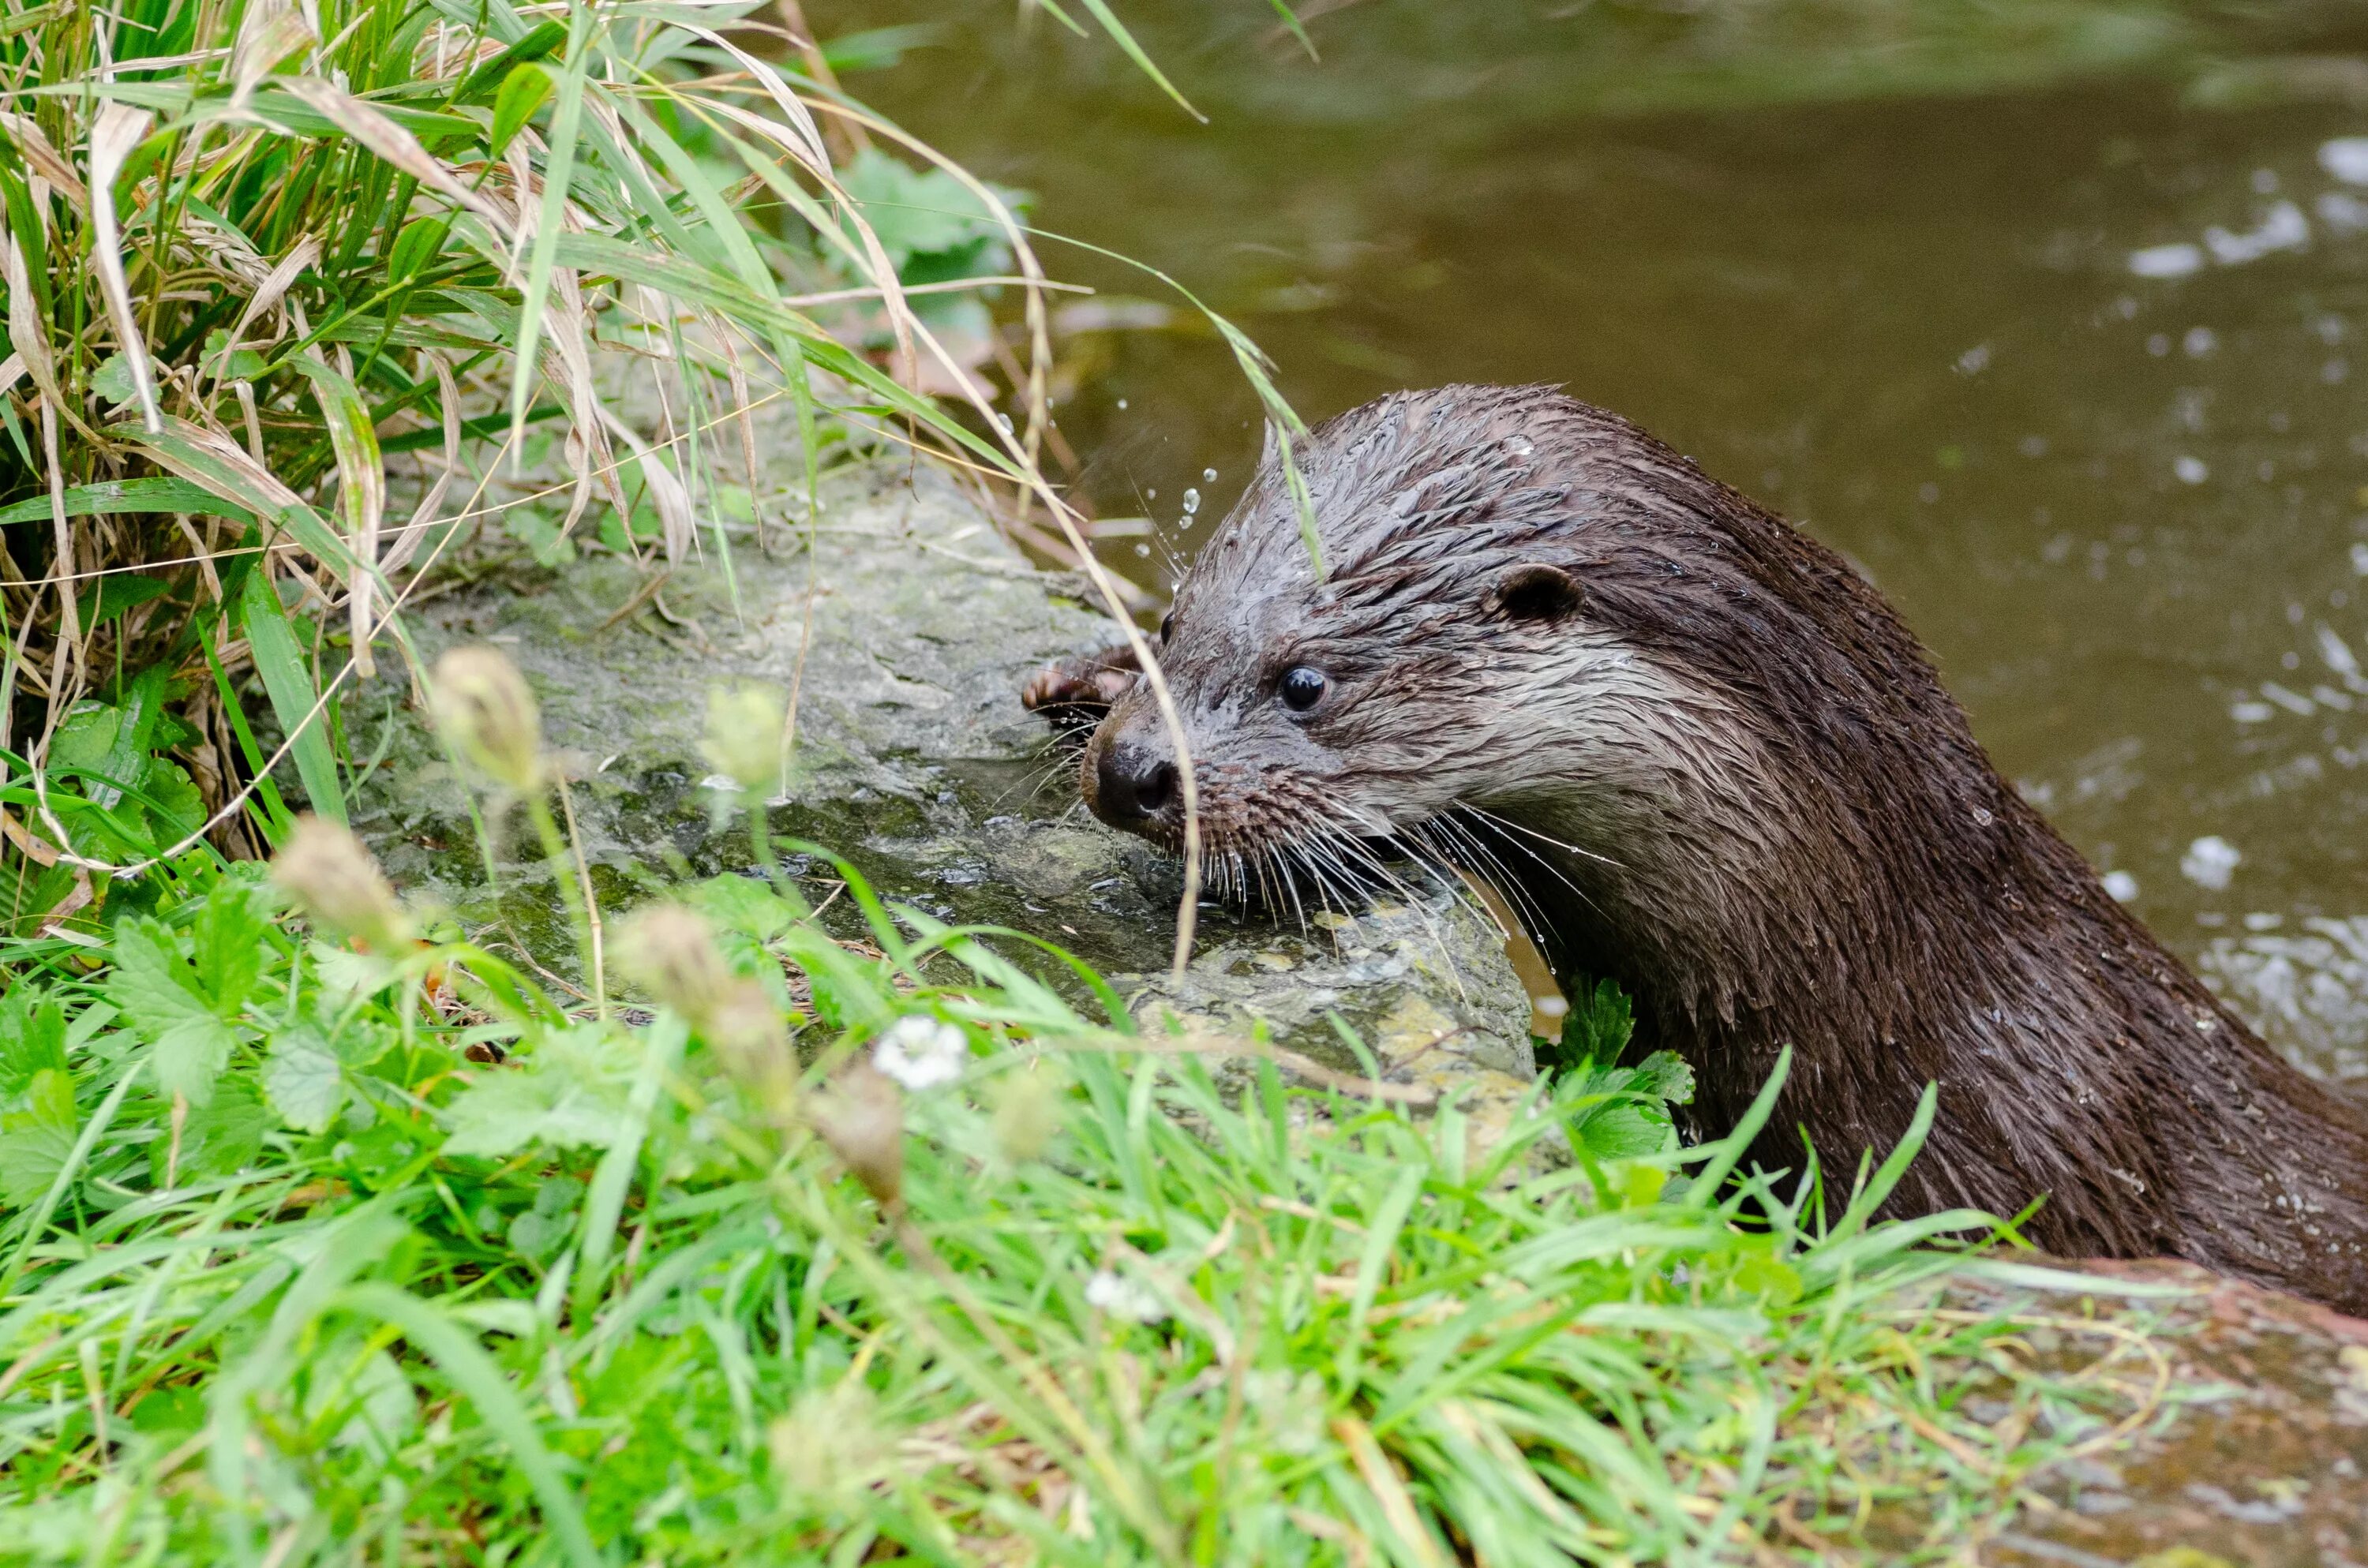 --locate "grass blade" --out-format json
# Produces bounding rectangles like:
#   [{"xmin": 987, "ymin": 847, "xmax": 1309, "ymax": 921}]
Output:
[{"xmin": 238, "ymin": 565, "xmax": 344, "ymax": 823}]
